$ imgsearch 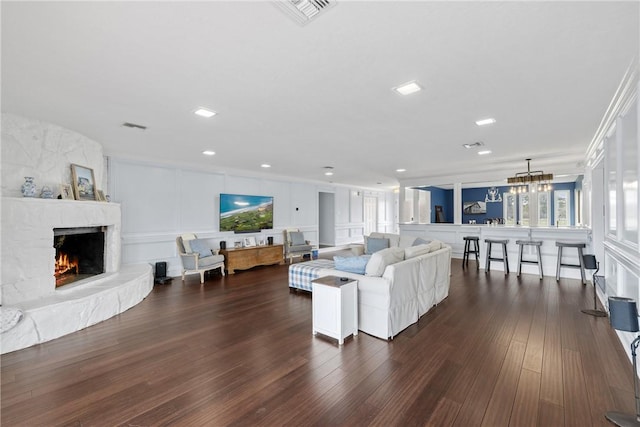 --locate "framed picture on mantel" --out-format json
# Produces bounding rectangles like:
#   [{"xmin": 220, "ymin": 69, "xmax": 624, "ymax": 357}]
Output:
[{"xmin": 70, "ymin": 164, "xmax": 97, "ymax": 201}]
